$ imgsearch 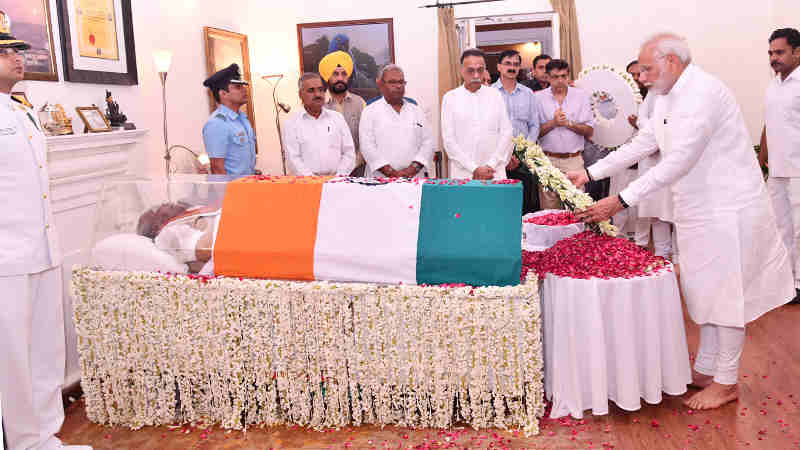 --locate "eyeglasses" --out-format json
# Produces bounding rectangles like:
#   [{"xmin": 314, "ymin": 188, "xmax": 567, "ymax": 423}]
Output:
[
  {"xmin": 639, "ymin": 55, "xmax": 667, "ymax": 75},
  {"xmin": 0, "ymin": 48, "xmax": 24, "ymax": 58},
  {"xmin": 384, "ymin": 80, "xmax": 406, "ymax": 86},
  {"xmin": 500, "ymin": 61, "xmax": 521, "ymax": 68},
  {"xmin": 464, "ymin": 66, "xmax": 486, "ymax": 75}
]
